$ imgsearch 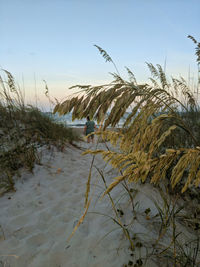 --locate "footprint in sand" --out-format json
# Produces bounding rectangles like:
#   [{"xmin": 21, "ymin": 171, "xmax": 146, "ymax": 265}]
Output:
[
  {"xmin": 9, "ymin": 213, "xmax": 32, "ymax": 228},
  {"xmin": 26, "ymin": 232, "xmax": 48, "ymax": 247}
]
